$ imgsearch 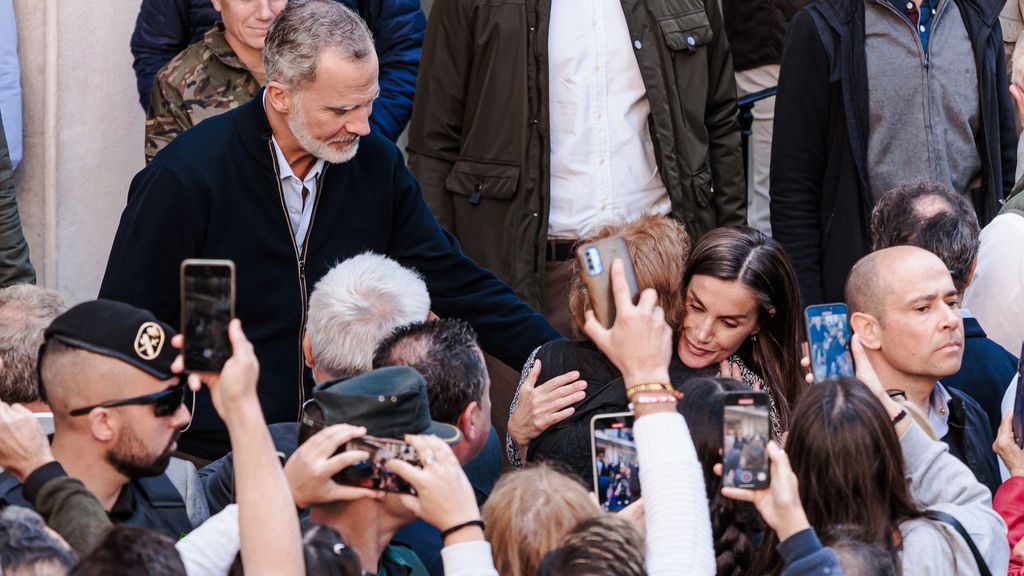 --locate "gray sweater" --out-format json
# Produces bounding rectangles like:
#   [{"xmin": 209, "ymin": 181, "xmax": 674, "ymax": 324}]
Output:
[
  {"xmin": 899, "ymin": 421, "xmax": 1009, "ymax": 575},
  {"xmin": 864, "ymin": 0, "xmax": 983, "ymax": 201}
]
